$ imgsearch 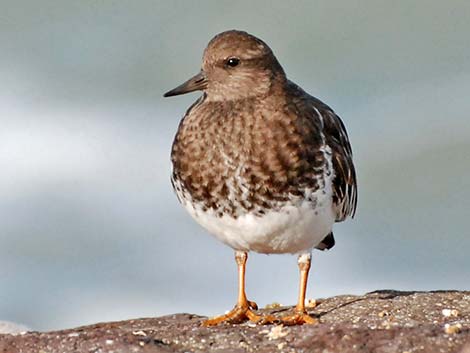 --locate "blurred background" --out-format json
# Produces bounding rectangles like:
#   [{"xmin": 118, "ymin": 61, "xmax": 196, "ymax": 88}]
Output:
[{"xmin": 1, "ymin": 0, "xmax": 469, "ymax": 331}]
